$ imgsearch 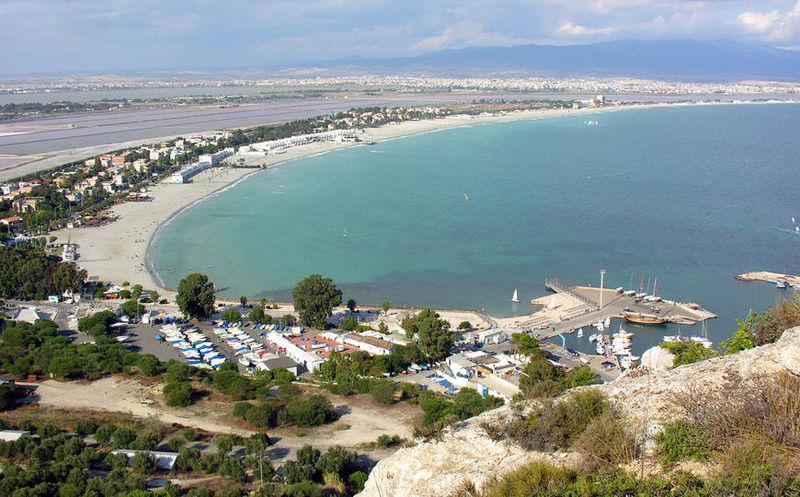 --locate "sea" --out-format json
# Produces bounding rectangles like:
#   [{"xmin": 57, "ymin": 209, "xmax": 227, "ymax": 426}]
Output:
[{"xmin": 149, "ymin": 103, "xmax": 800, "ymax": 354}]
